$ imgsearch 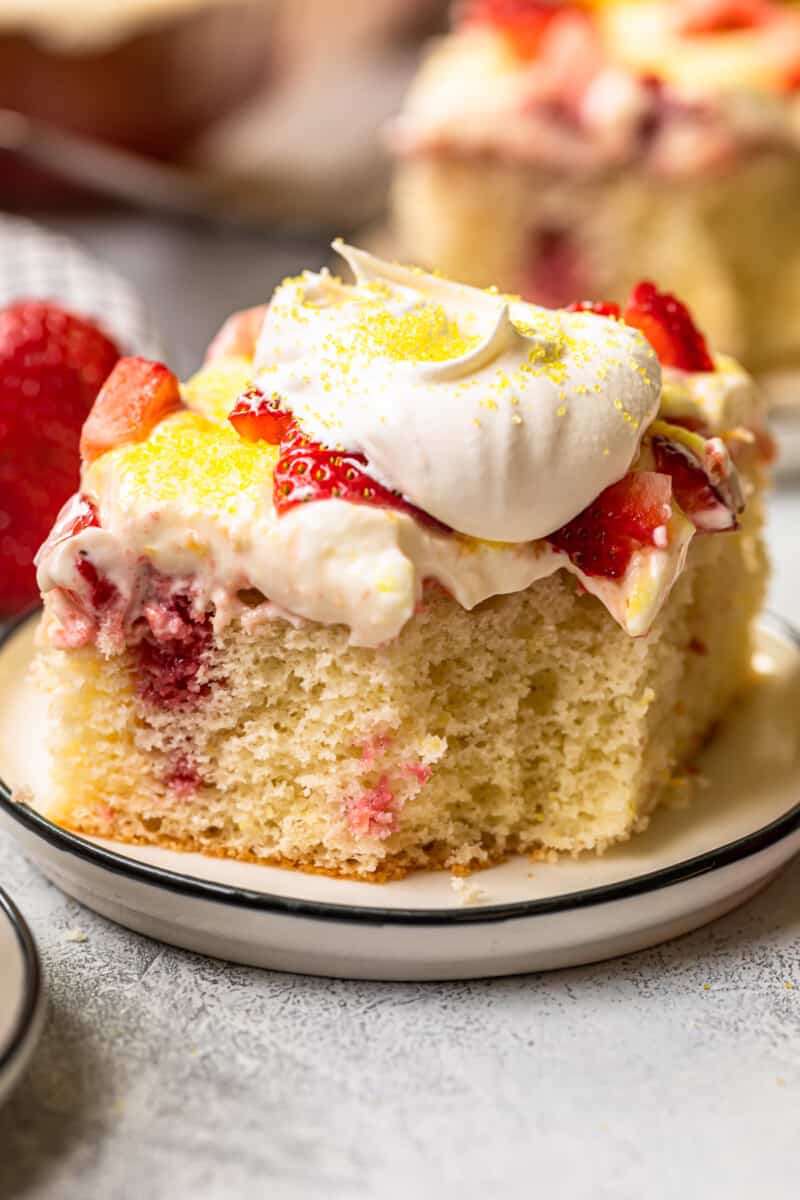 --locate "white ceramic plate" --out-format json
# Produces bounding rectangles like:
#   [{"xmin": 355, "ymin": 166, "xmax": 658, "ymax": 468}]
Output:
[
  {"xmin": 0, "ymin": 889, "xmax": 44, "ymax": 1107},
  {"xmin": 0, "ymin": 615, "xmax": 799, "ymax": 981}
]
